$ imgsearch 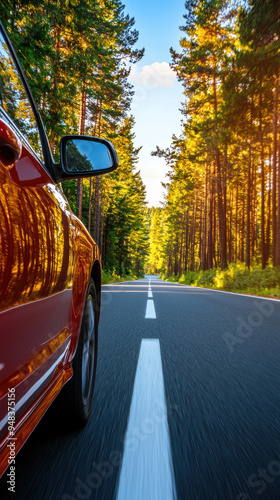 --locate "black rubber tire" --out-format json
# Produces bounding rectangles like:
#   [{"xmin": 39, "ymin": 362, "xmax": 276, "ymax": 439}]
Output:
[{"xmin": 61, "ymin": 277, "xmax": 98, "ymax": 428}]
